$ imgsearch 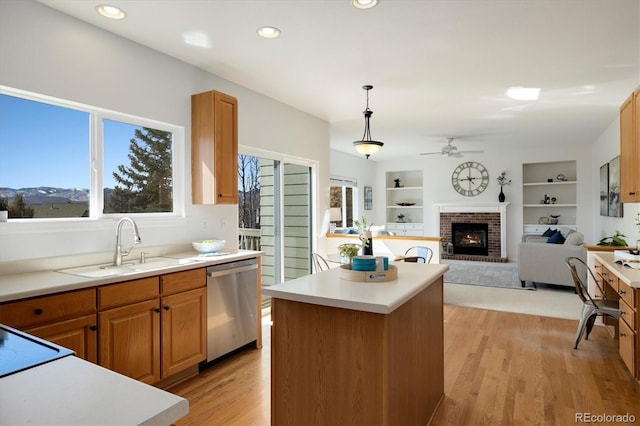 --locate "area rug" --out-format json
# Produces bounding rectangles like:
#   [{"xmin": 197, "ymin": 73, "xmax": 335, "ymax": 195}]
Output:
[{"xmin": 442, "ymin": 259, "xmax": 533, "ymax": 290}]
